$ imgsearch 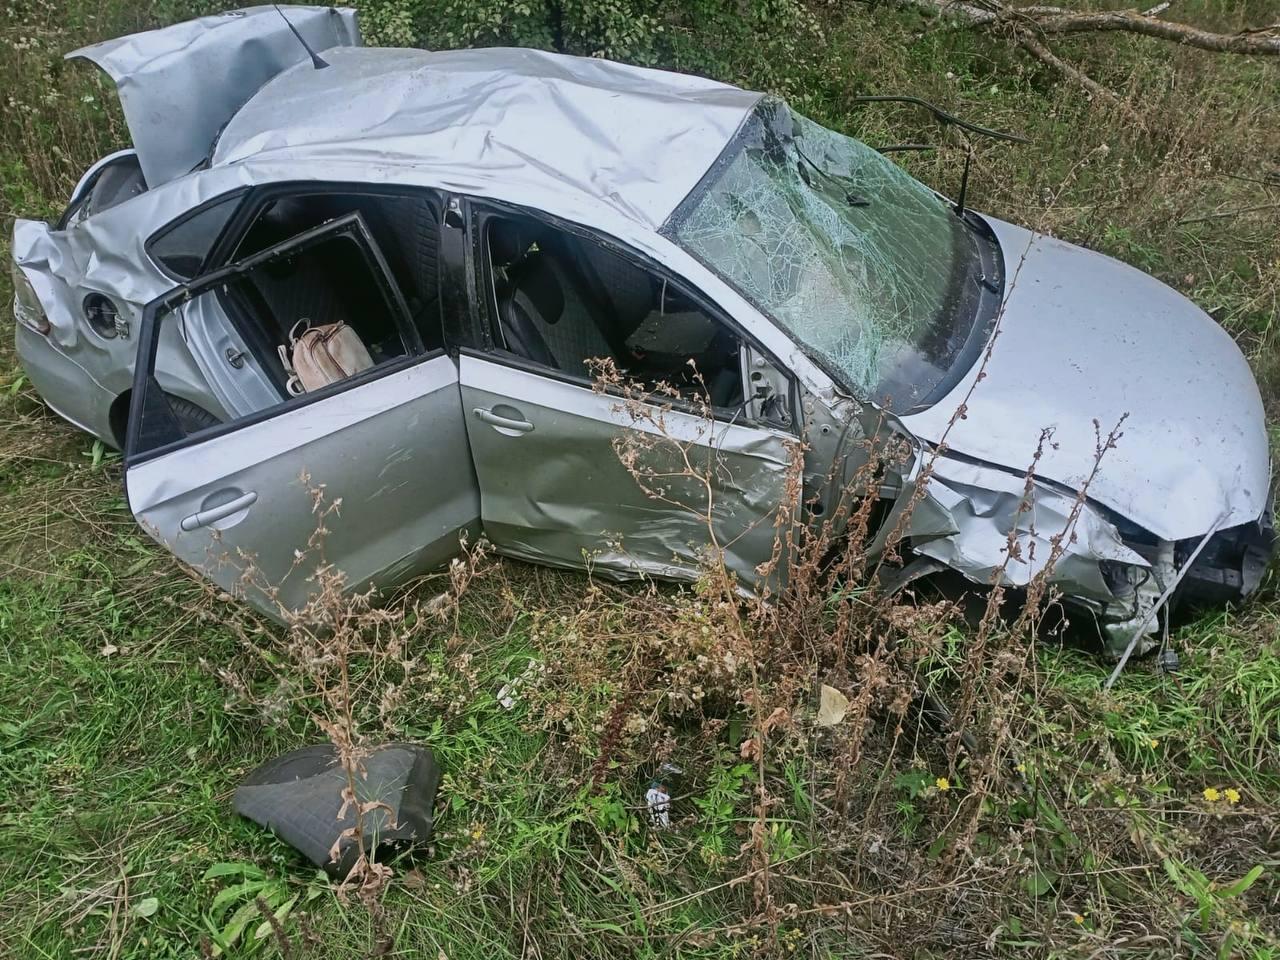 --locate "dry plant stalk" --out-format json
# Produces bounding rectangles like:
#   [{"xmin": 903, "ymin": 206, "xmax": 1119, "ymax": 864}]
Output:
[
  {"xmin": 197, "ymin": 480, "xmax": 491, "ymax": 916},
  {"xmin": 591, "ymin": 240, "xmax": 1127, "ymax": 932},
  {"xmin": 589, "ymin": 357, "xmax": 805, "ymax": 925}
]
